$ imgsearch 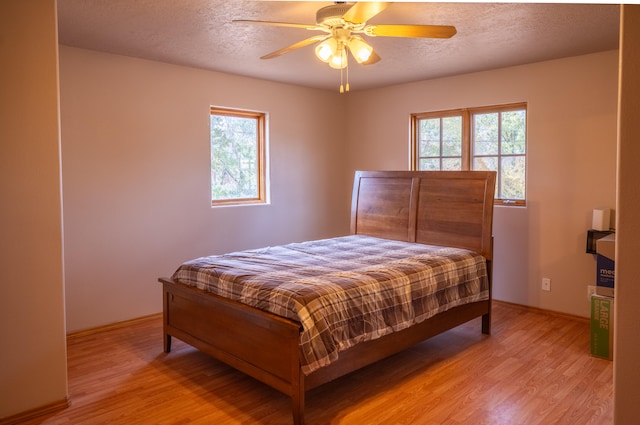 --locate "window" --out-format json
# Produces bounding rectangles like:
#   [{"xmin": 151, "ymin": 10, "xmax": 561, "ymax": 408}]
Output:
[
  {"xmin": 412, "ymin": 103, "xmax": 527, "ymax": 206},
  {"xmin": 210, "ymin": 107, "xmax": 267, "ymax": 206}
]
